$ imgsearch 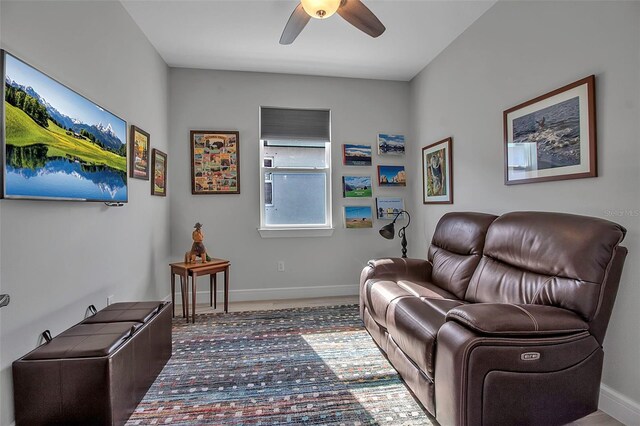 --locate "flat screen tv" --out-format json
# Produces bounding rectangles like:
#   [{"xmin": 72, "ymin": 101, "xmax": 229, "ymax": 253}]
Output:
[{"xmin": 1, "ymin": 50, "xmax": 128, "ymax": 202}]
